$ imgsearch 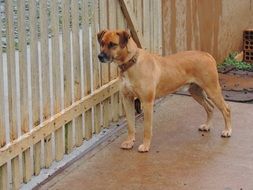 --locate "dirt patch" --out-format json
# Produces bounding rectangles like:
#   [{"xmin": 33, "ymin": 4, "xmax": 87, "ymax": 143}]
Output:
[{"xmin": 218, "ymin": 69, "xmax": 253, "ymax": 102}]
